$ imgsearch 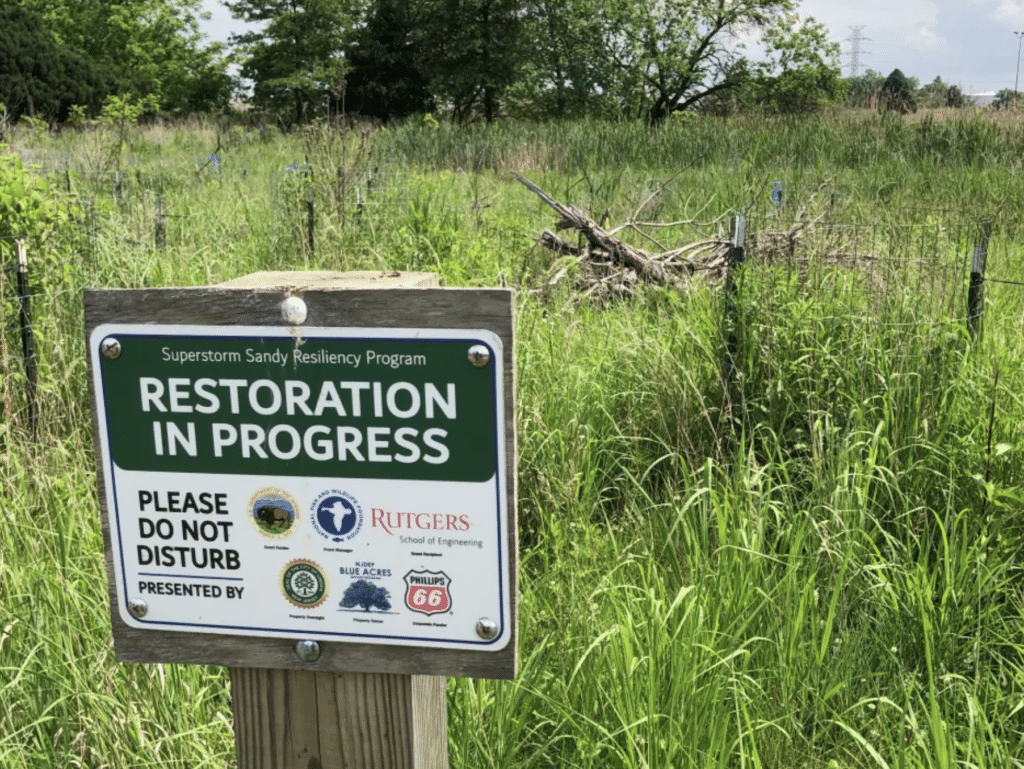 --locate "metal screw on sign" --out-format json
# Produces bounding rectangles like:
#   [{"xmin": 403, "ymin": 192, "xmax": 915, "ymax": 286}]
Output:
[
  {"xmin": 101, "ymin": 337, "xmax": 122, "ymax": 360},
  {"xmin": 475, "ymin": 618, "xmax": 498, "ymax": 640},
  {"xmin": 127, "ymin": 598, "xmax": 148, "ymax": 618},
  {"xmin": 281, "ymin": 296, "xmax": 308, "ymax": 325},
  {"xmin": 467, "ymin": 344, "xmax": 490, "ymax": 368},
  {"xmin": 295, "ymin": 640, "xmax": 321, "ymax": 662}
]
